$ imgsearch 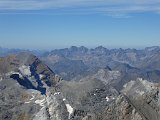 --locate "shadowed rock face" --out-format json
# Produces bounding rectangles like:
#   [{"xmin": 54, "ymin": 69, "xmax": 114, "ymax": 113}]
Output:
[{"xmin": 0, "ymin": 52, "xmax": 59, "ymax": 87}]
